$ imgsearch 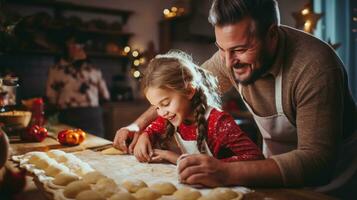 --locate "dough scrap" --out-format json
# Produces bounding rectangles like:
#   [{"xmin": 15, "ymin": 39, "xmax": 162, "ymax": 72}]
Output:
[{"xmin": 101, "ymin": 147, "xmax": 125, "ymax": 155}]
